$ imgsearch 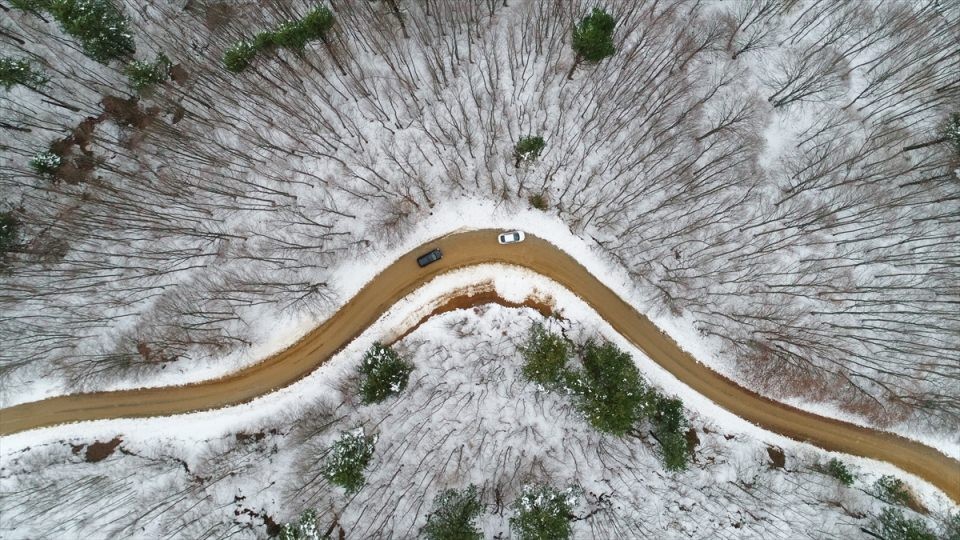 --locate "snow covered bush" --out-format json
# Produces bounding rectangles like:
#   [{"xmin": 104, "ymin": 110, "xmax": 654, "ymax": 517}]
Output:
[
  {"xmin": 574, "ymin": 339, "xmax": 652, "ymax": 436},
  {"xmin": 28, "ymin": 151, "xmax": 62, "ymax": 176},
  {"xmin": 46, "ymin": 0, "xmax": 135, "ymax": 63},
  {"xmin": 321, "ymin": 429, "xmax": 376, "ymax": 494},
  {"xmin": 519, "ymin": 323, "xmax": 571, "ymax": 389},
  {"xmin": 422, "ymin": 484, "xmax": 484, "ymax": 540},
  {"xmin": 513, "ymin": 135, "xmax": 546, "ymax": 168},
  {"xmin": 125, "ymin": 54, "xmax": 171, "ymax": 92},
  {"xmin": 825, "ymin": 458, "xmax": 856, "ymax": 487},
  {"xmin": 509, "ymin": 484, "xmax": 579, "ymax": 540},
  {"xmin": 225, "ymin": 6, "xmax": 336, "ymax": 73},
  {"xmin": 278, "ymin": 509, "xmax": 320, "ymax": 540},
  {"xmin": 945, "ymin": 113, "xmax": 960, "ymax": 159},
  {"xmin": 874, "ymin": 508, "xmax": 936, "ymax": 540},
  {"xmin": 0, "ymin": 57, "xmax": 47, "ymax": 90},
  {"xmin": 357, "ymin": 342, "xmax": 413, "ymax": 404}
]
